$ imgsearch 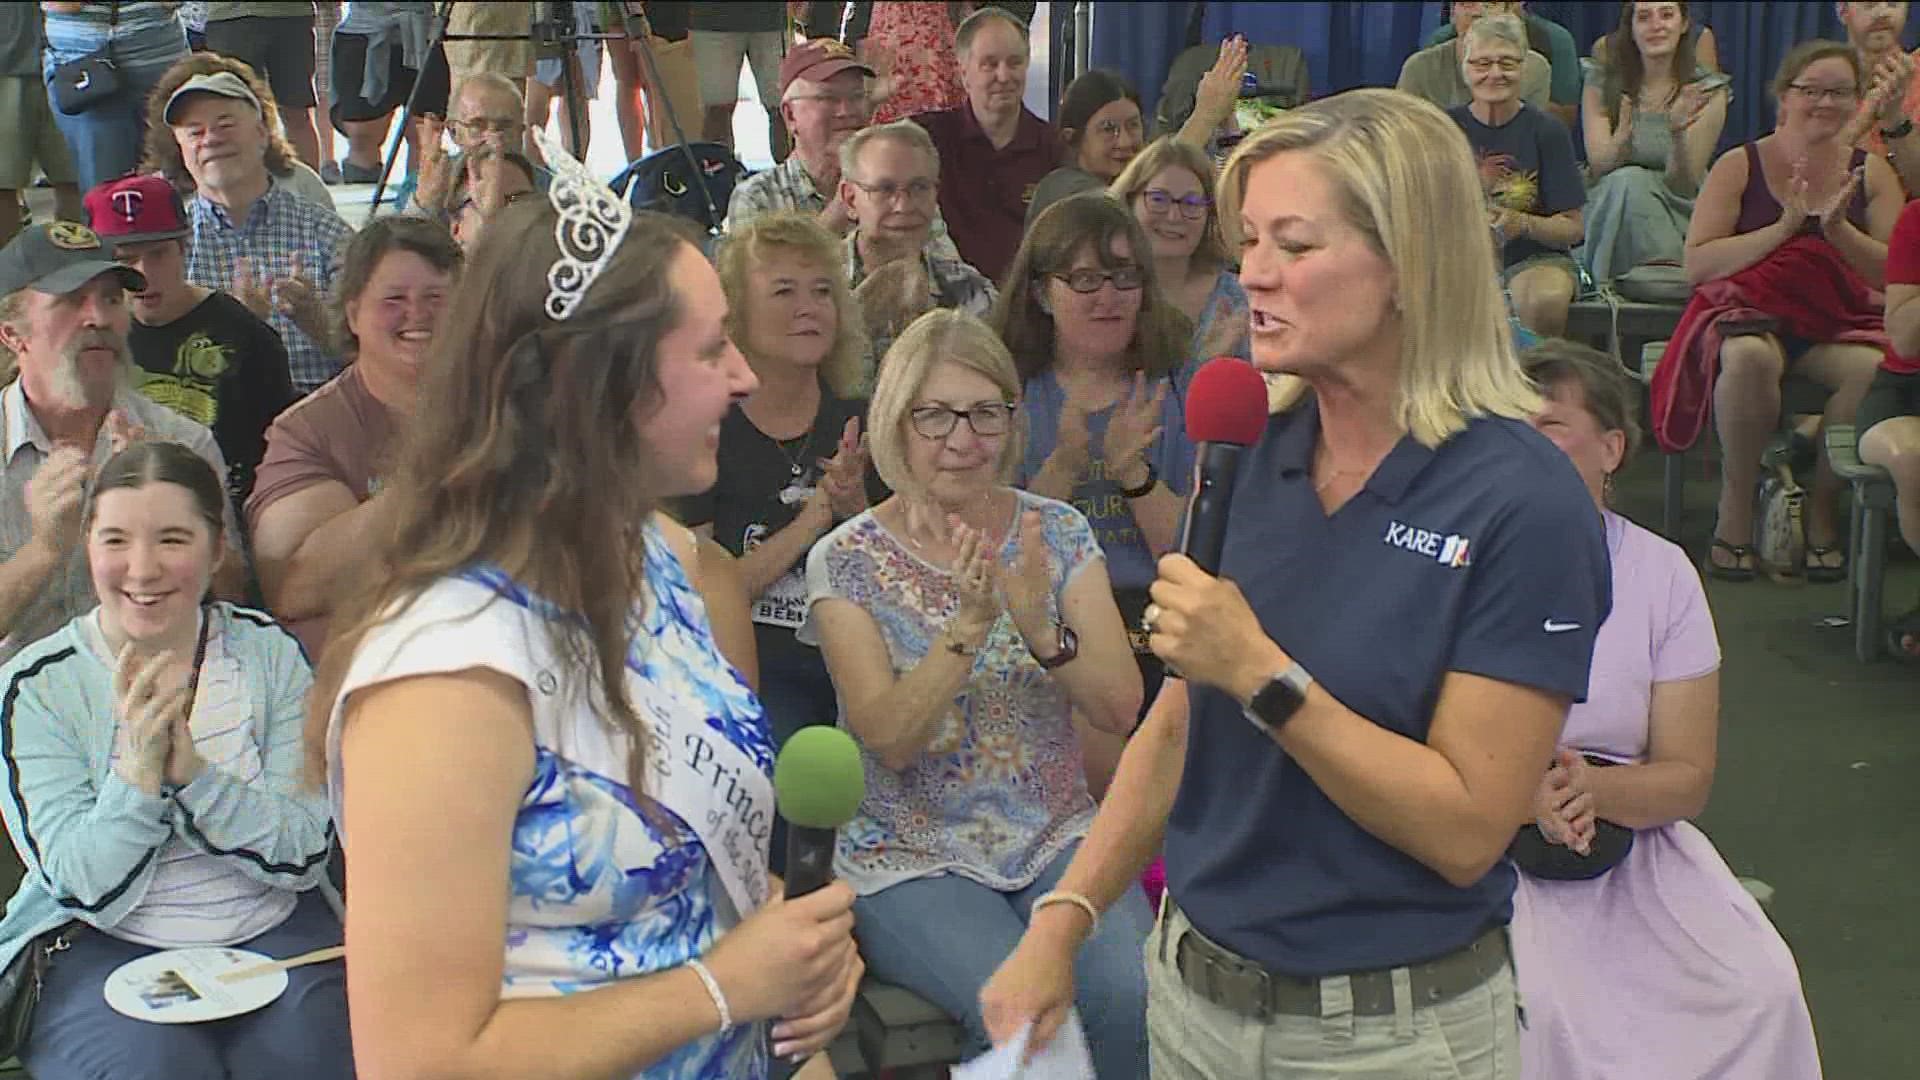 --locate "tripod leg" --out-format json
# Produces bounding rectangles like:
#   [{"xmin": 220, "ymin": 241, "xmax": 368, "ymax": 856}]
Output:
[{"xmin": 369, "ymin": 0, "xmax": 453, "ymax": 214}]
